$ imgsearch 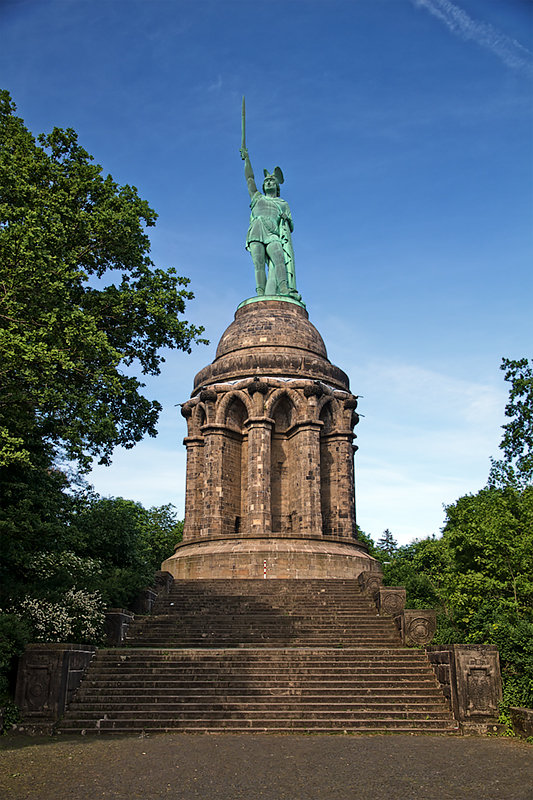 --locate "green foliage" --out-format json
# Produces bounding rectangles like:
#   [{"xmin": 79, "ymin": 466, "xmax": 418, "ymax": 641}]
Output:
[
  {"xmin": 489, "ymin": 358, "xmax": 533, "ymax": 488},
  {"xmin": 0, "ymin": 90, "xmax": 206, "ymax": 472},
  {"xmin": 355, "ymin": 526, "xmax": 379, "ymax": 556},
  {"xmin": 0, "ymin": 92, "xmax": 194, "ymax": 704},
  {"xmin": 372, "ymin": 484, "xmax": 533, "ymax": 712},
  {"xmin": 0, "ymin": 614, "xmax": 31, "ymax": 695},
  {"xmin": 376, "ymin": 528, "xmax": 398, "ymax": 558},
  {"xmin": 0, "ymin": 613, "xmax": 31, "ymax": 730}
]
